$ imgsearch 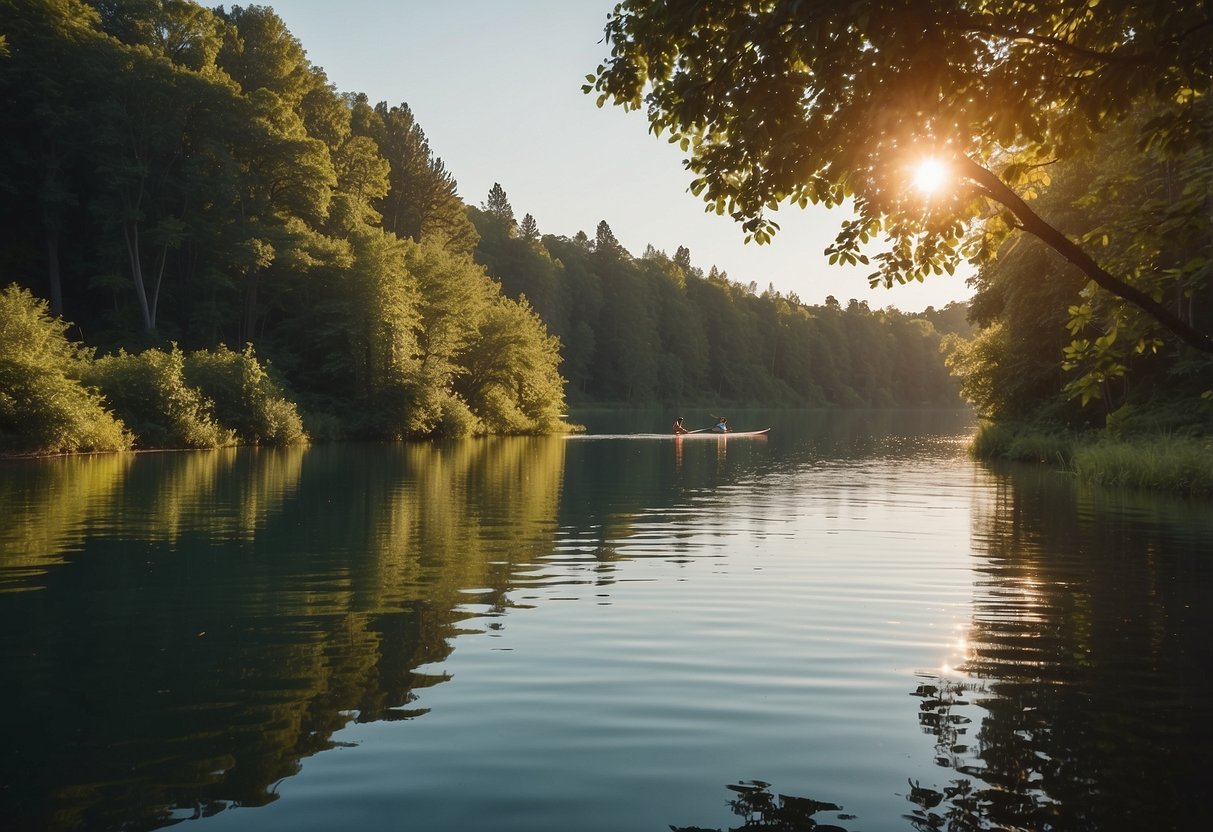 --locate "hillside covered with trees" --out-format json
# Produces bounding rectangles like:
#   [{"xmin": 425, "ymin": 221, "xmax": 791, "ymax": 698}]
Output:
[
  {"xmin": 0, "ymin": 0, "xmax": 569, "ymax": 453},
  {"xmin": 1, "ymin": 0, "xmax": 963, "ymax": 455},
  {"xmin": 471, "ymin": 185, "xmax": 964, "ymax": 408}
]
